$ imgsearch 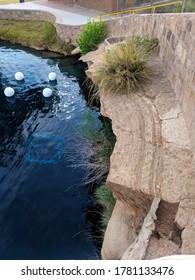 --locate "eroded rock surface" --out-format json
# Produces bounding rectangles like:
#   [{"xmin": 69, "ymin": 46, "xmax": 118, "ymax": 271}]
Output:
[{"xmin": 81, "ymin": 44, "xmax": 195, "ymax": 259}]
